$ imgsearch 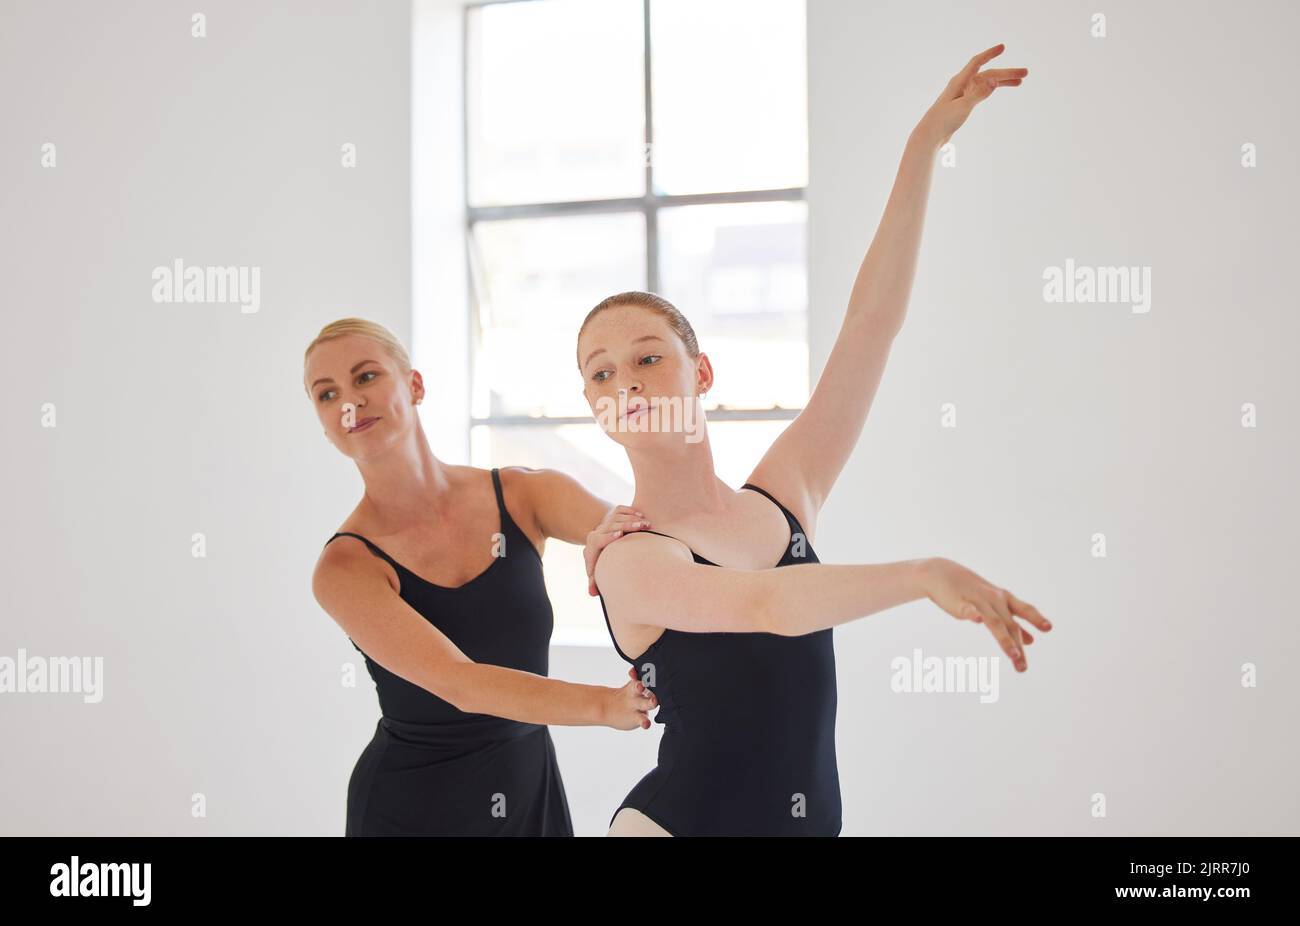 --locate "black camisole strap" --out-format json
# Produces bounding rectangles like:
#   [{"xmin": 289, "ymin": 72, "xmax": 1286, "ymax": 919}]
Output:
[
  {"xmin": 491, "ymin": 467, "xmax": 532, "ymax": 548},
  {"xmin": 740, "ymin": 482, "xmax": 810, "ymax": 537},
  {"xmin": 490, "ymin": 467, "xmax": 507, "ymax": 520},
  {"xmin": 326, "ymin": 468, "xmax": 514, "ymax": 573},
  {"xmin": 325, "ymin": 531, "xmax": 403, "ymax": 574},
  {"xmin": 621, "ymin": 484, "xmax": 808, "ymax": 559},
  {"xmin": 636, "ymin": 528, "xmax": 691, "ymax": 546}
]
